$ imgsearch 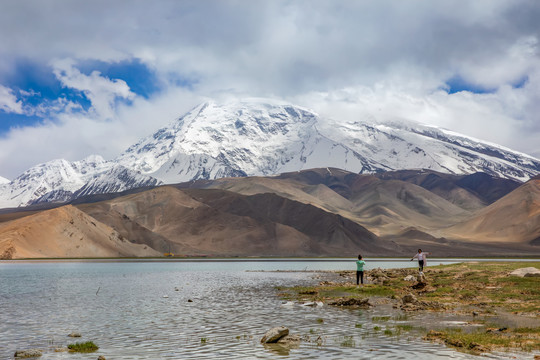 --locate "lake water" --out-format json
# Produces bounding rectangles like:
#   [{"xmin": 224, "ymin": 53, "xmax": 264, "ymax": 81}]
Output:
[{"xmin": 0, "ymin": 258, "xmax": 536, "ymax": 359}]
